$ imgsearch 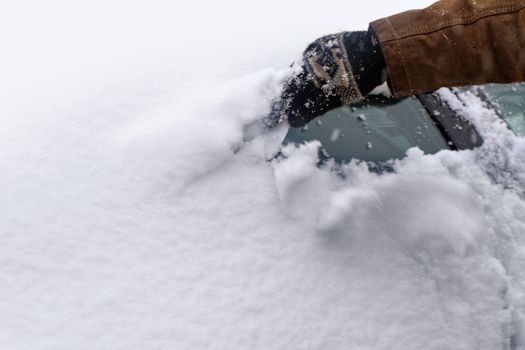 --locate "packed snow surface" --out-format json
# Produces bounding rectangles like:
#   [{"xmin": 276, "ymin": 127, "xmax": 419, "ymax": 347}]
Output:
[{"xmin": 1, "ymin": 1, "xmax": 525, "ymax": 349}]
